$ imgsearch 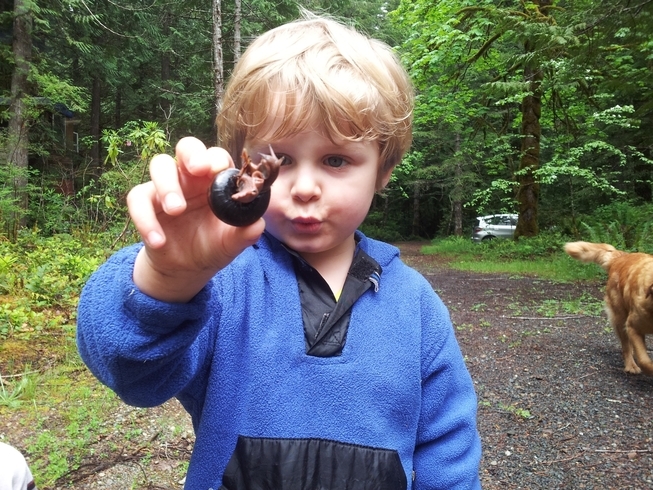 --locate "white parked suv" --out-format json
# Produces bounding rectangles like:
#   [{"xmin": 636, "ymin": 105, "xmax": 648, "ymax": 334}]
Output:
[{"xmin": 471, "ymin": 214, "xmax": 518, "ymax": 242}]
